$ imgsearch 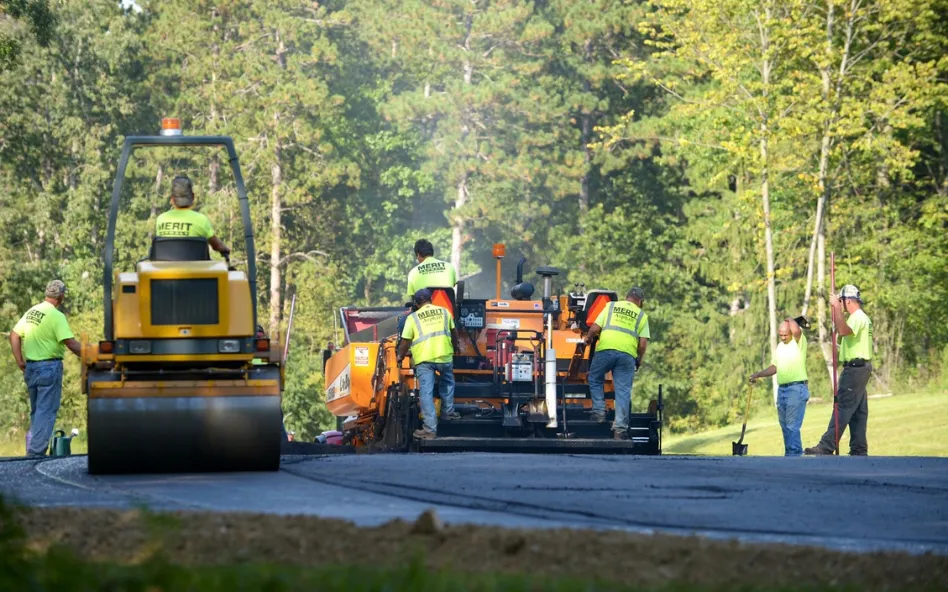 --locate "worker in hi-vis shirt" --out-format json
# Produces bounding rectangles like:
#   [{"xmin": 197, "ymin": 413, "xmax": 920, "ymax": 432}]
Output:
[
  {"xmin": 9, "ymin": 280, "xmax": 81, "ymax": 456},
  {"xmin": 406, "ymin": 238, "xmax": 457, "ymax": 299},
  {"xmin": 396, "ymin": 289, "xmax": 462, "ymax": 440},
  {"xmin": 155, "ymin": 175, "xmax": 231, "ymax": 257},
  {"xmin": 584, "ymin": 287, "xmax": 651, "ymax": 440},
  {"xmin": 749, "ymin": 317, "xmax": 809, "ymax": 456},
  {"xmin": 806, "ymin": 284, "xmax": 874, "ymax": 456}
]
